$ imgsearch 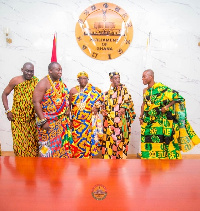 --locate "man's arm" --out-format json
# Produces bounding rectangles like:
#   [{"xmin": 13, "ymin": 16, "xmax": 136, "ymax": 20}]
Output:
[
  {"xmin": 69, "ymin": 87, "xmax": 78, "ymax": 111},
  {"xmin": 161, "ymin": 100, "xmax": 176, "ymax": 113},
  {"xmin": 67, "ymin": 87, "xmax": 76, "ymax": 118},
  {"xmin": 32, "ymin": 78, "xmax": 50, "ymax": 130},
  {"xmin": 68, "ymin": 87, "xmax": 78, "ymax": 128},
  {"xmin": 2, "ymin": 77, "xmax": 19, "ymax": 121},
  {"xmin": 139, "ymin": 88, "xmax": 147, "ymax": 125},
  {"xmin": 139, "ymin": 102, "xmax": 144, "ymax": 125}
]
